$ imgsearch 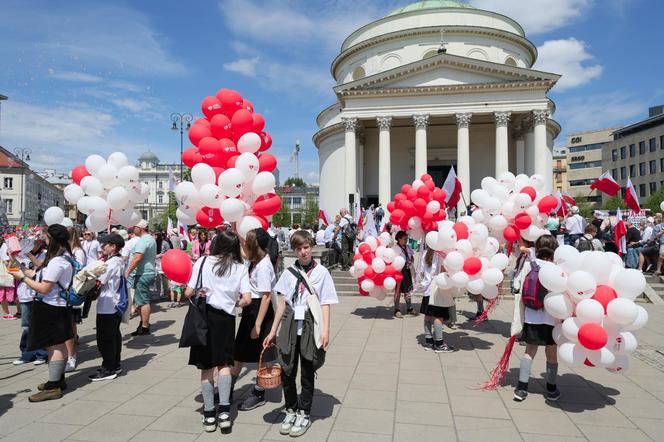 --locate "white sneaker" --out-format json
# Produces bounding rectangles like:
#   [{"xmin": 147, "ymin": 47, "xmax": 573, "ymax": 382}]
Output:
[
  {"xmin": 289, "ymin": 410, "xmax": 311, "ymax": 437},
  {"xmin": 33, "ymin": 359, "xmax": 47, "ymax": 366},
  {"xmin": 12, "ymin": 359, "xmax": 28, "ymax": 365},
  {"xmin": 65, "ymin": 357, "xmax": 77, "ymax": 373},
  {"xmin": 279, "ymin": 409, "xmax": 297, "ymax": 435},
  {"xmin": 218, "ymin": 411, "xmax": 232, "ymax": 431}
]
